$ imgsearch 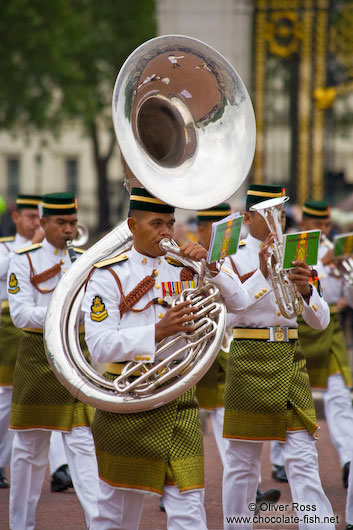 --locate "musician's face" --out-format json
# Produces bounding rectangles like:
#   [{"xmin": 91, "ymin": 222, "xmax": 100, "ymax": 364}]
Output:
[
  {"xmin": 244, "ymin": 206, "xmax": 286, "ymax": 241},
  {"xmin": 129, "ymin": 211, "xmax": 175, "ymax": 257},
  {"xmin": 300, "ymin": 217, "xmax": 332, "ymax": 237},
  {"xmin": 40, "ymin": 214, "xmax": 78, "ymax": 249},
  {"xmin": 197, "ymin": 221, "xmax": 213, "ymax": 250},
  {"xmin": 12, "ymin": 208, "xmax": 40, "ymax": 240}
]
